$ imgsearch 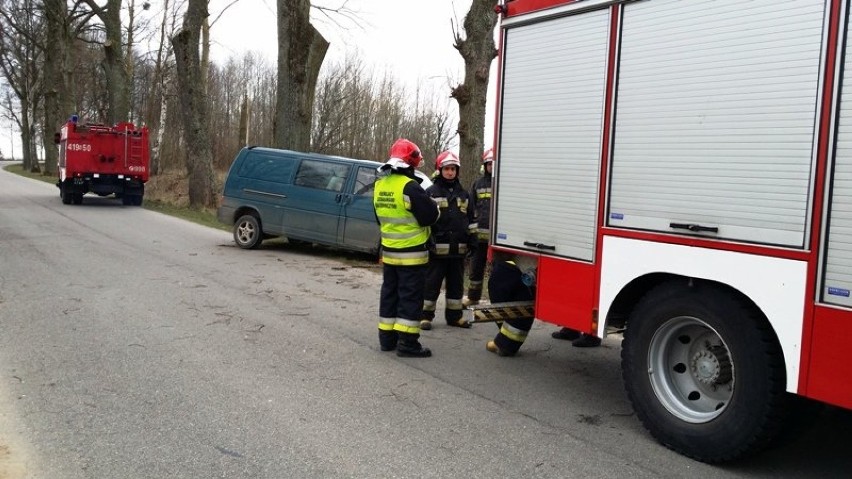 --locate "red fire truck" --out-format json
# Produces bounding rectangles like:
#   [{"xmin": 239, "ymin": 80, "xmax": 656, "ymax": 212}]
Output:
[
  {"xmin": 56, "ymin": 116, "xmax": 149, "ymax": 206},
  {"xmin": 483, "ymin": 0, "xmax": 852, "ymax": 463}
]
